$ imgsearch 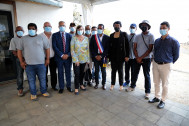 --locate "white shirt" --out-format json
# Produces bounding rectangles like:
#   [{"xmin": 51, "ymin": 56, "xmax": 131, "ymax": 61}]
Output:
[{"xmin": 40, "ymin": 32, "xmax": 54, "ymax": 58}]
